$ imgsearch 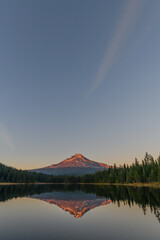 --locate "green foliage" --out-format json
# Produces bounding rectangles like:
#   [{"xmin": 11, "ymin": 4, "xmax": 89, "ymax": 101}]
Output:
[
  {"xmin": 0, "ymin": 162, "xmax": 81, "ymax": 183},
  {"xmin": 158, "ymin": 166, "xmax": 160, "ymax": 183},
  {"xmin": 81, "ymin": 153, "xmax": 160, "ymax": 184}
]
